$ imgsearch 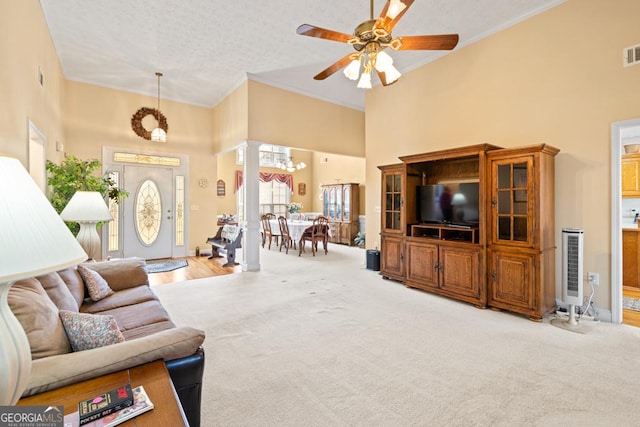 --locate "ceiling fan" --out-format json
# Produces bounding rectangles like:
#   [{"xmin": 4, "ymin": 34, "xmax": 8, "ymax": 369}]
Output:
[{"xmin": 296, "ymin": 0, "xmax": 459, "ymax": 88}]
